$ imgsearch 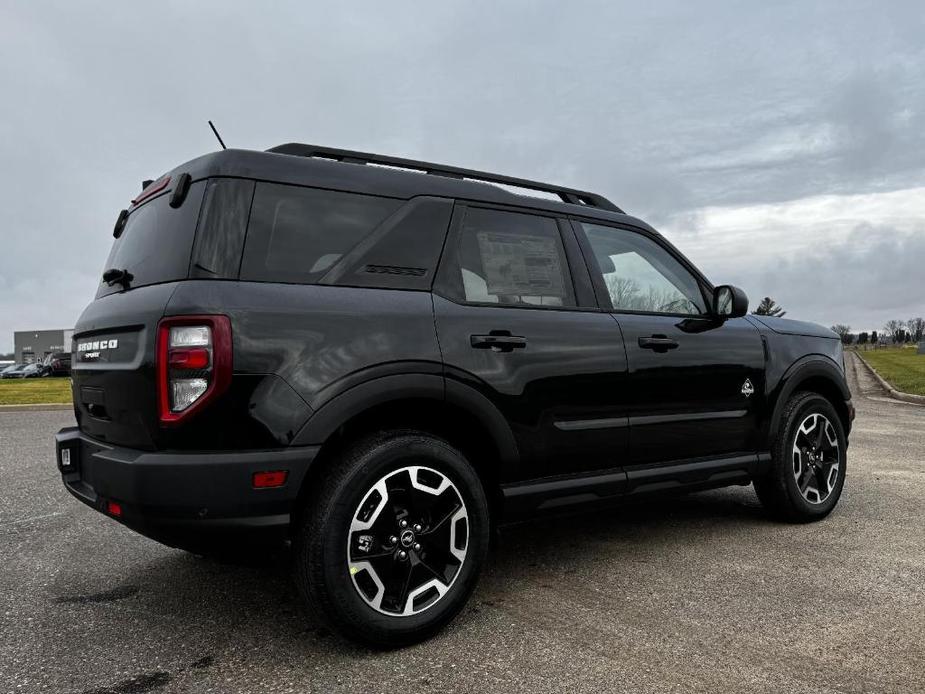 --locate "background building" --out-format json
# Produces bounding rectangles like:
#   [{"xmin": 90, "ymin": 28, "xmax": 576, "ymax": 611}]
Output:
[{"xmin": 12, "ymin": 329, "xmax": 73, "ymax": 364}]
